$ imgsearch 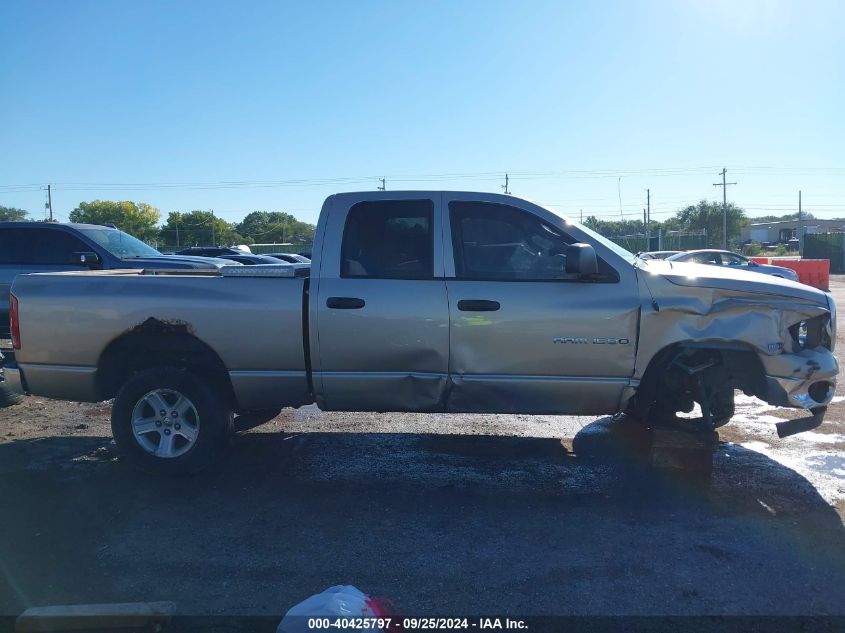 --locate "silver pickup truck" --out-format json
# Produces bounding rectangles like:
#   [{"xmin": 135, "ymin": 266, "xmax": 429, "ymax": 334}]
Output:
[{"xmin": 5, "ymin": 191, "xmax": 838, "ymax": 473}]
